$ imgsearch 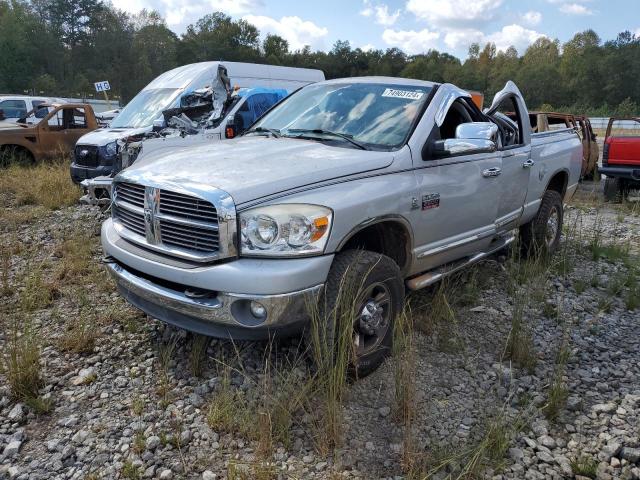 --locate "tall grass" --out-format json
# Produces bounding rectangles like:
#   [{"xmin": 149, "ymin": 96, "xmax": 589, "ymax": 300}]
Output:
[
  {"xmin": 2, "ymin": 316, "xmax": 51, "ymax": 412},
  {"xmin": 0, "ymin": 161, "xmax": 80, "ymax": 210},
  {"xmin": 304, "ymin": 266, "xmax": 362, "ymax": 454}
]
